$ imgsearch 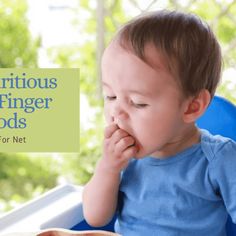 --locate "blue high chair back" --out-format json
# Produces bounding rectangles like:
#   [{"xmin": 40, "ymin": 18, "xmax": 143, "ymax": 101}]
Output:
[
  {"xmin": 196, "ymin": 96, "xmax": 236, "ymax": 140},
  {"xmin": 196, "ymin": 96, "xmax": 236, "ymax": 236},
  {"xmin": 75, "ymin": 96, "xmax": 236, "ymax": 235}
]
